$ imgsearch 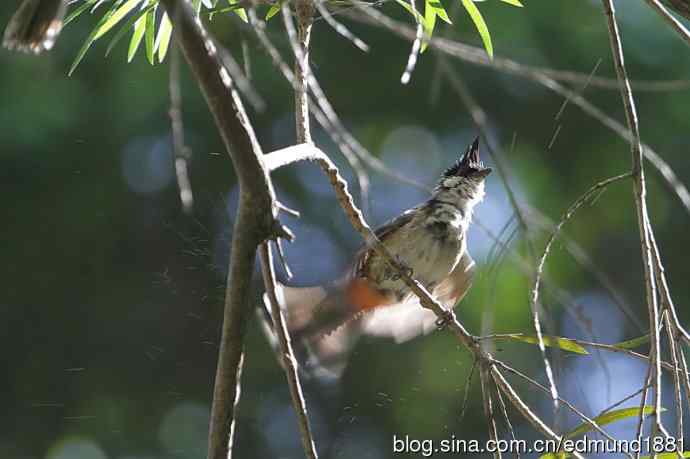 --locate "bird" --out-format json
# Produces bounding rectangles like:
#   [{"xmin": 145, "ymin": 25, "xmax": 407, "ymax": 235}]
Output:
[
  {"xmin": 261, "ymin": 137, "xmax": 491, "ymax": 380},
  {"xmin": 3, "ymin": 0, "xmax": 66, "ymax": 54}
]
